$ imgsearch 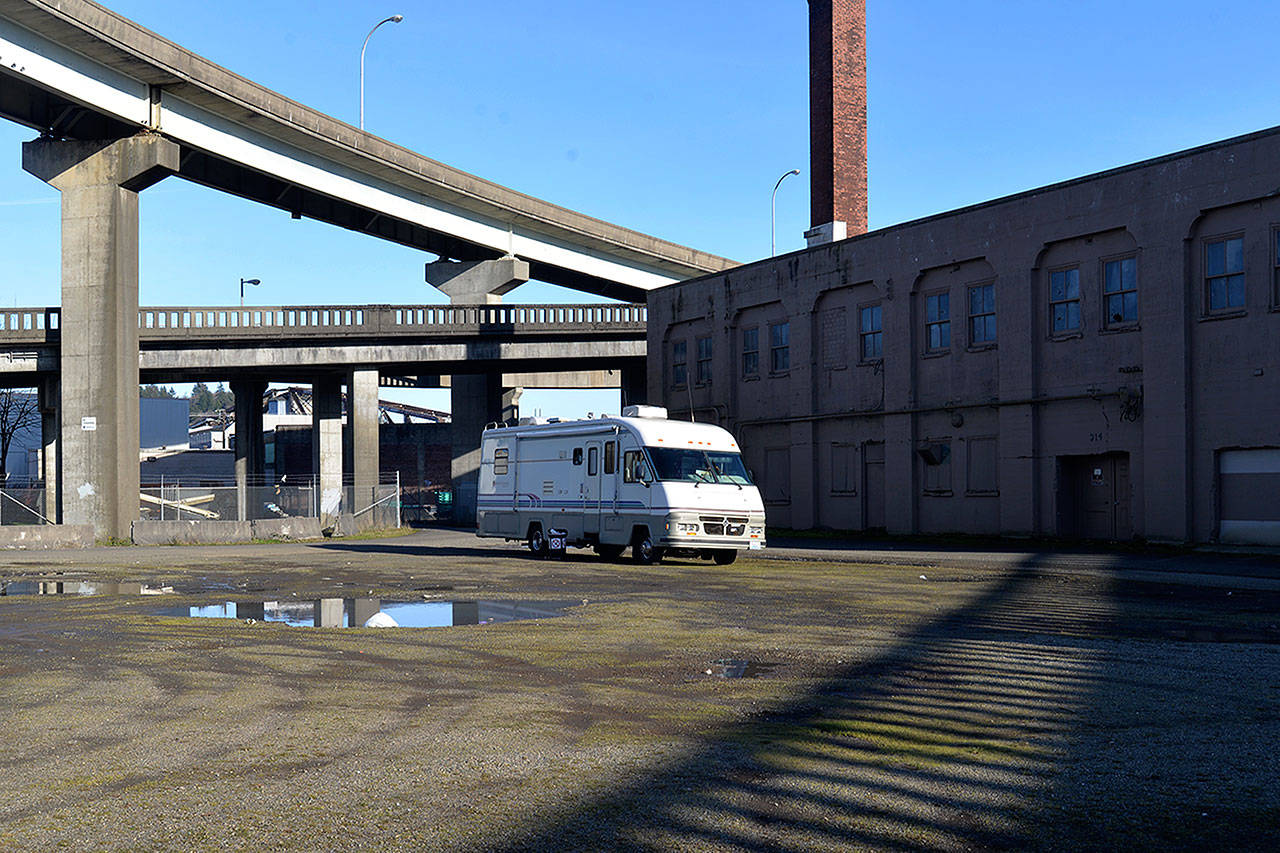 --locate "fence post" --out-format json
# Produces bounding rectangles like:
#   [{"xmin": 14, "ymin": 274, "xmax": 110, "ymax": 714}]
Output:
[
  {"xmin": 160, "ymin": 474, "xmax": 164, "ymax": 521},
  {"xmin": 396, "ymin": 470, "xmax": 402, "ymax": 528}
]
